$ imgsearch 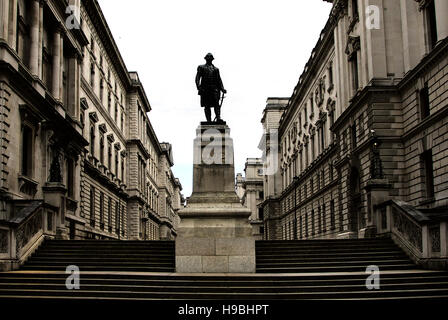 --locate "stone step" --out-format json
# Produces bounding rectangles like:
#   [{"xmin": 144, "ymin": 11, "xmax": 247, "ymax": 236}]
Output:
[
  {"xmin": 1, "ymin": 281, "xmax": 448, "ymax": 293},
  {"xmin": 0, "ymin": 287, "xmax": 448, "ymax": 300},
  {"xmin": 257, "ymin": 264, "xmax": 418, "ymax": 273},
  {"xmin": 2, "ymin": 275, "xmax": 447, "ymax": 286},
  {"xmin": 256, "ymin": 255, "xmax": 409, "ymax": 263}
]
